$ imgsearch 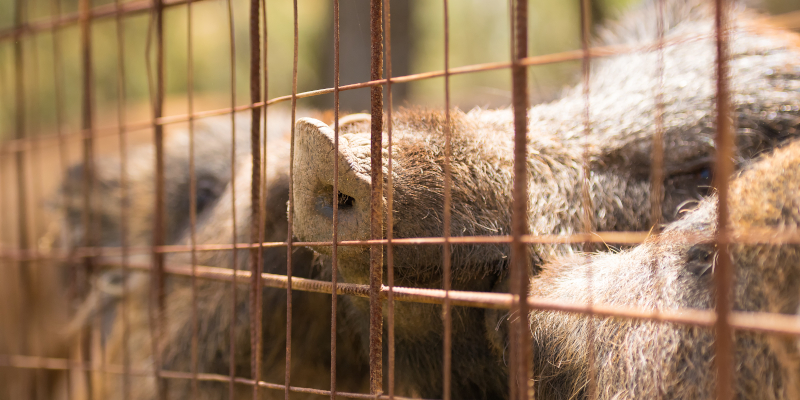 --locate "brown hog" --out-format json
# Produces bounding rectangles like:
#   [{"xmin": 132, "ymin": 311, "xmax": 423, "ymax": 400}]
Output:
[
  {"xmin": 51, "ymin": 118, "xmax": 245, "ymax": 398},
  {"xmin": 290, "ymin": 2, "xmax": 800, "ymax": 398},
  {"xmin": 63, "ymin": 116, "xmax": 370, "ymax": 400},
  {"xmin": 529, "ymin": 138, "xmax": 800, "ymax": 399},
  {"xmin": 0, "ymin": 118, "xmax": 245, "ymax": 400}
]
